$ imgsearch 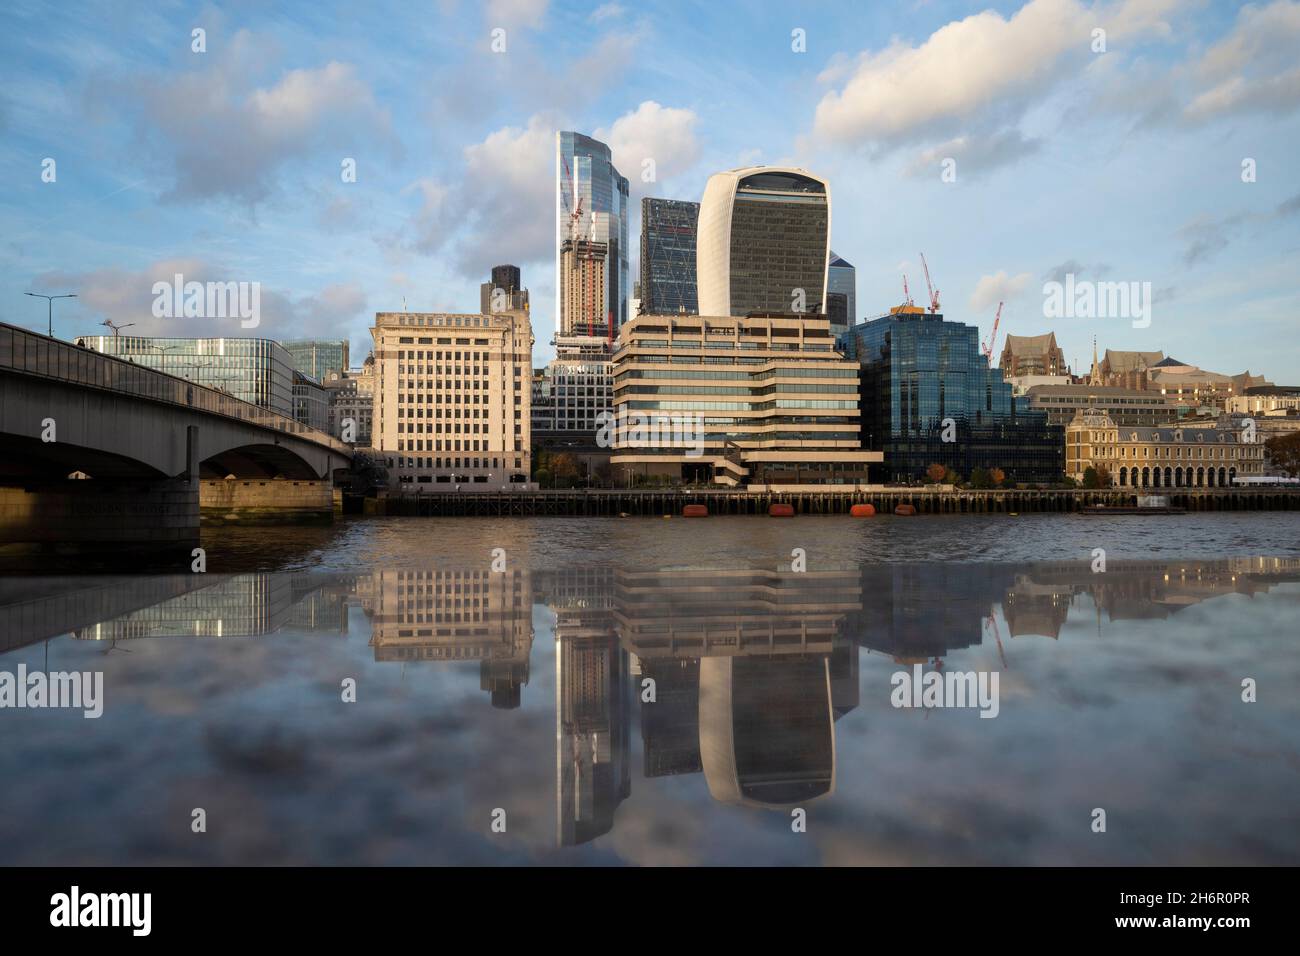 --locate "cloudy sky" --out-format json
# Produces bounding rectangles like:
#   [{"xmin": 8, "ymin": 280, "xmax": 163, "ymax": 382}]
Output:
[{"xmin": 2, "ymin": 0, "xmax": 1297, "ymax": 377}]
